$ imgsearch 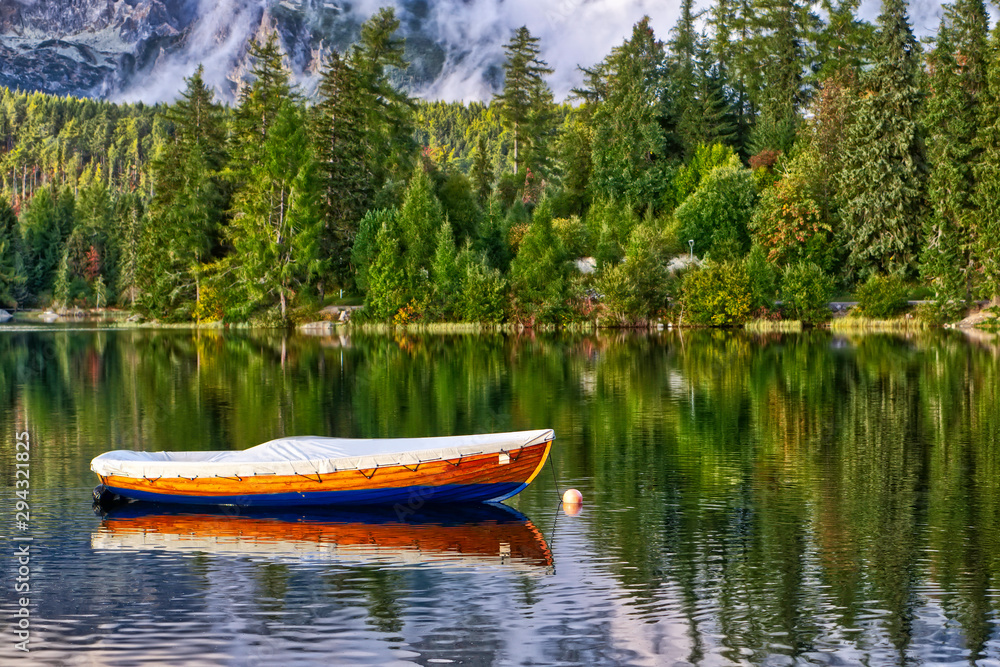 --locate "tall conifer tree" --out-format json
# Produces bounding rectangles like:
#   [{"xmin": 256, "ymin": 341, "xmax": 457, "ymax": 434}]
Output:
[
  {"xmin": 141, "ymin": 65, "xmax": 227, "ymax": 318},
  {"xmin": 227, "ymin": 34, "xmax": 319, "ymax": 320},
  {"xmin": 228, "ymin": 101, "xmax": 320, "ymax": 321},
  {"xmin": 230, "ymin": 31, "xmax": 295, "ymax": 178},
  {"xmin": 0, "ymin": 199, "xmax": 24, "ymax": 307},
  {"xmin": 972, "ymin": 19, "xmax": 1000, "ymax": 301},
  {"xmin": 313, "ymin": 9, "xmax": 413, "ymax": 294},
  {"xmin": 922, "ymin": 0, "xmax": 988, "ymax": 310},
  {"xmin": 348, "ymin": 7, "xmax": 415, "ymax": 192},
  {"xmin": 838, "ymin": 0, "xmax": 926, "ymax": 277},
  {"xmin": 815, "ymin": 0, "xmax": 874, "ymax": 79},
  {"xmin": 711, "ymin": 0, "xmax": 759, "ymax": 155},
  {"xmin": 670, "ymin": 0, "xmax": 737, "ymax": 155},
  {"xmin": 749, "ymin": 0, "xmax": 818, "ymax": 153},
  {"xmin": 313, "ymin": 51, "xmax": 371, "ymax": 292},
  {"xmin": 669, "ymin": 0, "xmax": 701, "ymax": 157},
  {"xmin": 586, "ymin": 17, "xmax": 678, "ymax": 207},
  {"xmin": 497, "ymin": 27, "xmax": 555, "ymax": 176}
]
